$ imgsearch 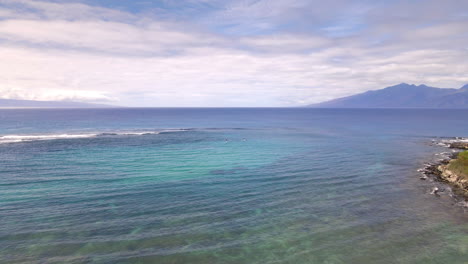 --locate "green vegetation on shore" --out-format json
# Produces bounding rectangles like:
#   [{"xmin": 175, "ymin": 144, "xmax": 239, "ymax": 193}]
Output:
[{"xmin": 448, "ymin": 151, "xmax": 468, "ymax": 178}]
